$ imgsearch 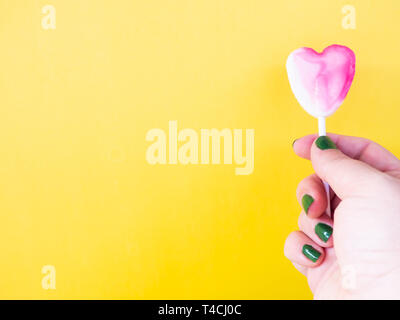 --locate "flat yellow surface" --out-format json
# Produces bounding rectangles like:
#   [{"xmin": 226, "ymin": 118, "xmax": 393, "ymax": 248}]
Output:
[{"xmin": 0, "ymin": 0, "xmax": 399, "ymax": 299}]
